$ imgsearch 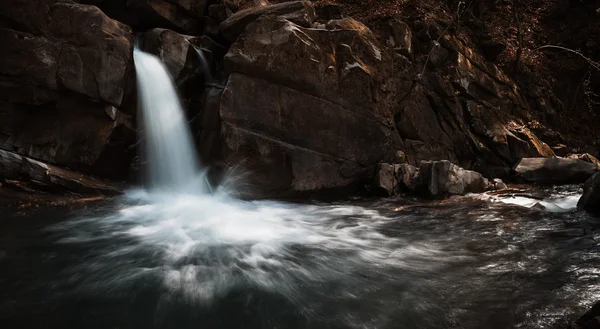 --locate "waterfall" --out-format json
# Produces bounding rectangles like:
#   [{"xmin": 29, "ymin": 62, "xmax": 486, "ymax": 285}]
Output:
[{"xmin": 133, "ymin": 49, "xmax": 208, "ymax": 193}]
